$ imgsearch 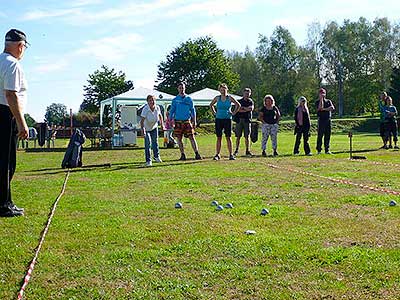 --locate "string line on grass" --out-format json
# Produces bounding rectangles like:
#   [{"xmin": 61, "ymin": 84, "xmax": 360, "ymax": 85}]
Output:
[
  {"xmin": 17, "ymin": 170, "xmax": 70, "ymax": 300},
  {"xmin": 267, "ymin": 163, "xmax": 400, "ymax": 196},
  {"xmin": 349, "ymin": 159, "xmax": 400, "ymax": 168}
]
